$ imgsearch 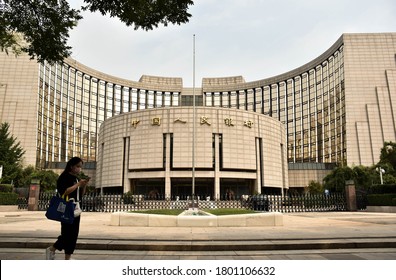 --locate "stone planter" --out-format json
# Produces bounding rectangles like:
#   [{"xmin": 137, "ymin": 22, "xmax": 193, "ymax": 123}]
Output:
[{"xmin": 110, "ymin": 211, "xmax": 283, "ymax": 227}]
